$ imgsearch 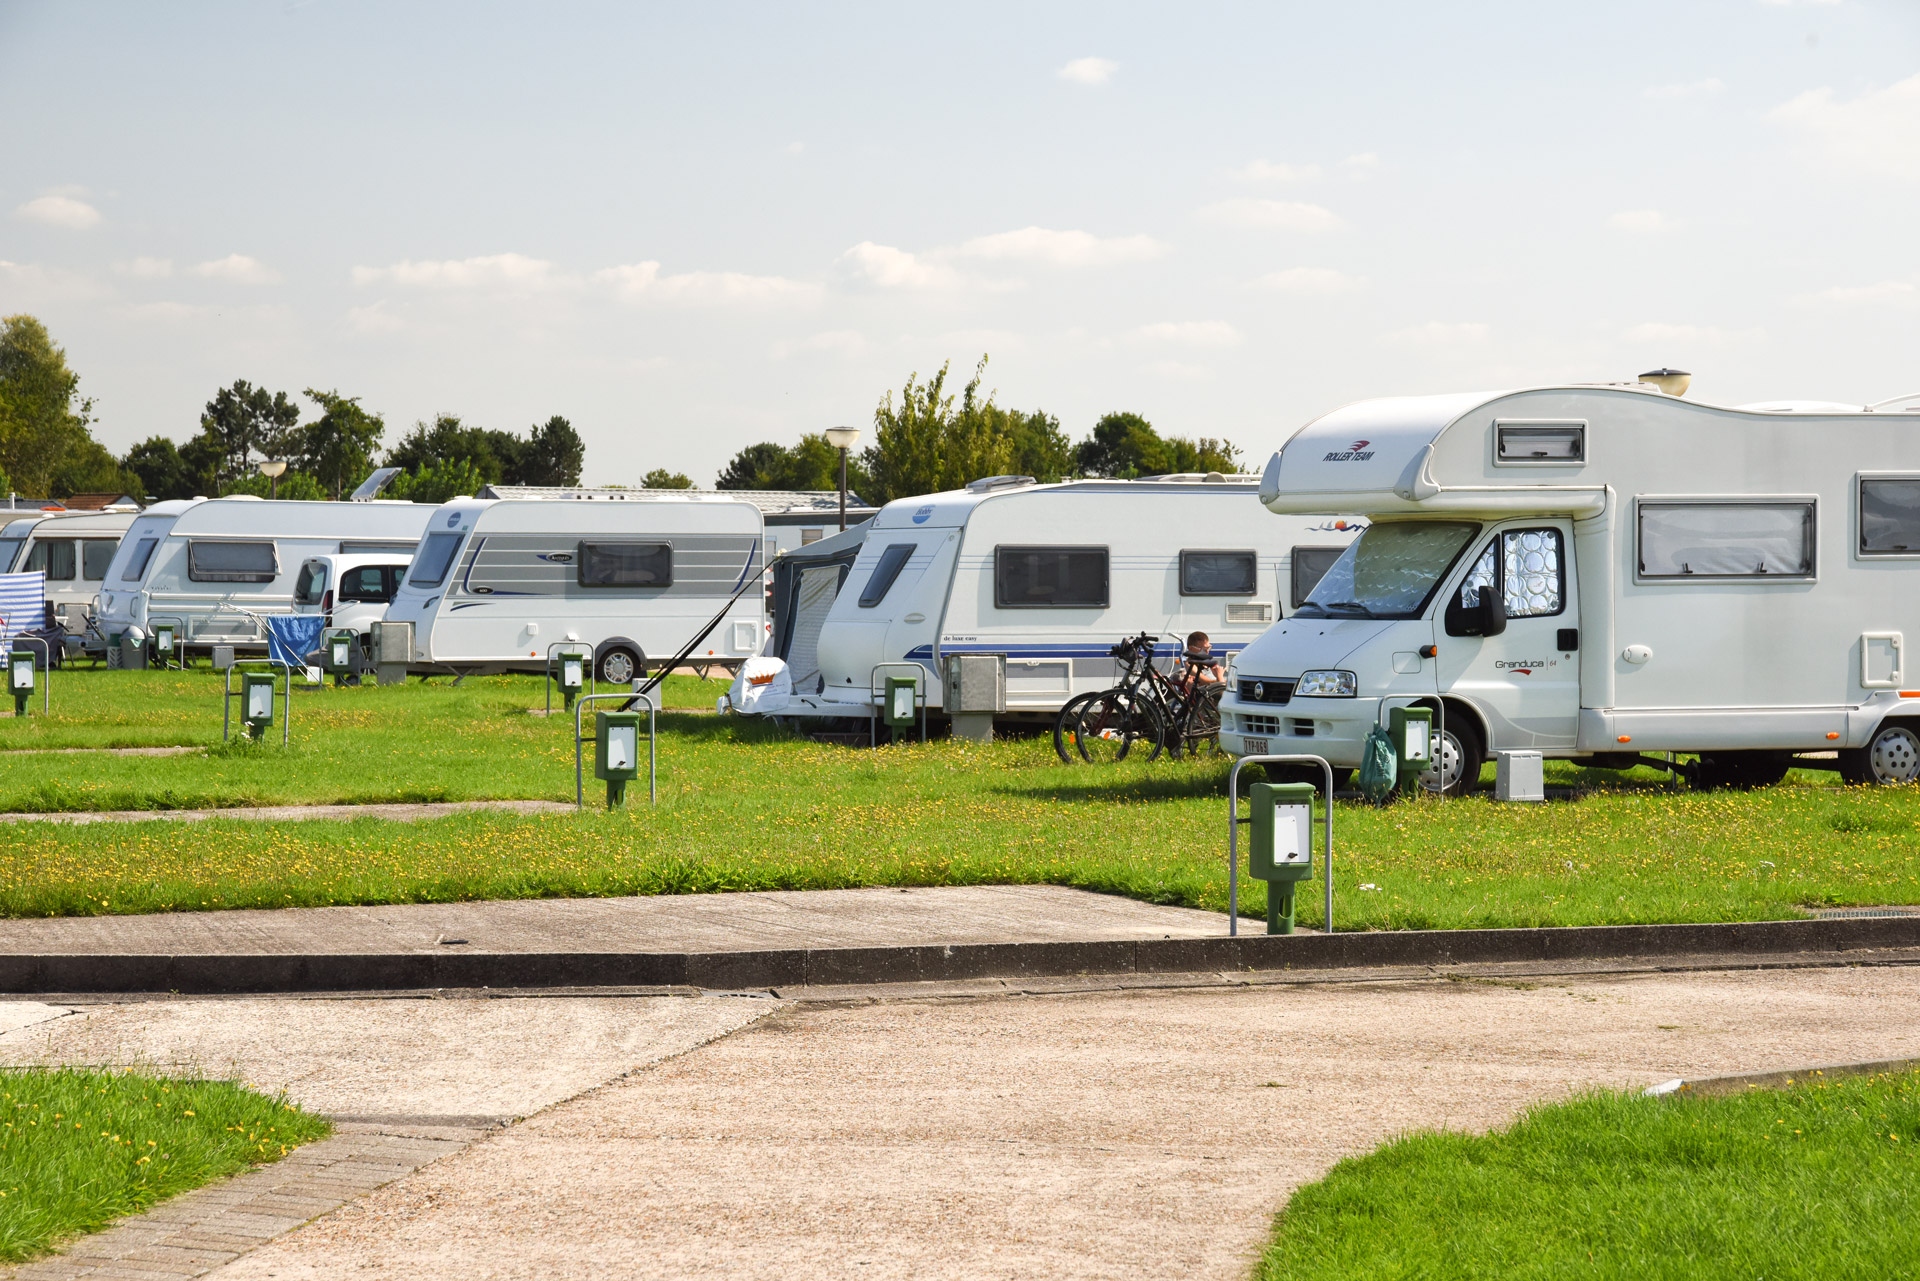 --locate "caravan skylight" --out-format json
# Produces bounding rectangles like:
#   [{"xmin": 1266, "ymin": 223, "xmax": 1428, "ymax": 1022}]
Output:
[{"xmin": 1496, "ymin": 422, "xmax": 1586, "ymax": 465}]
